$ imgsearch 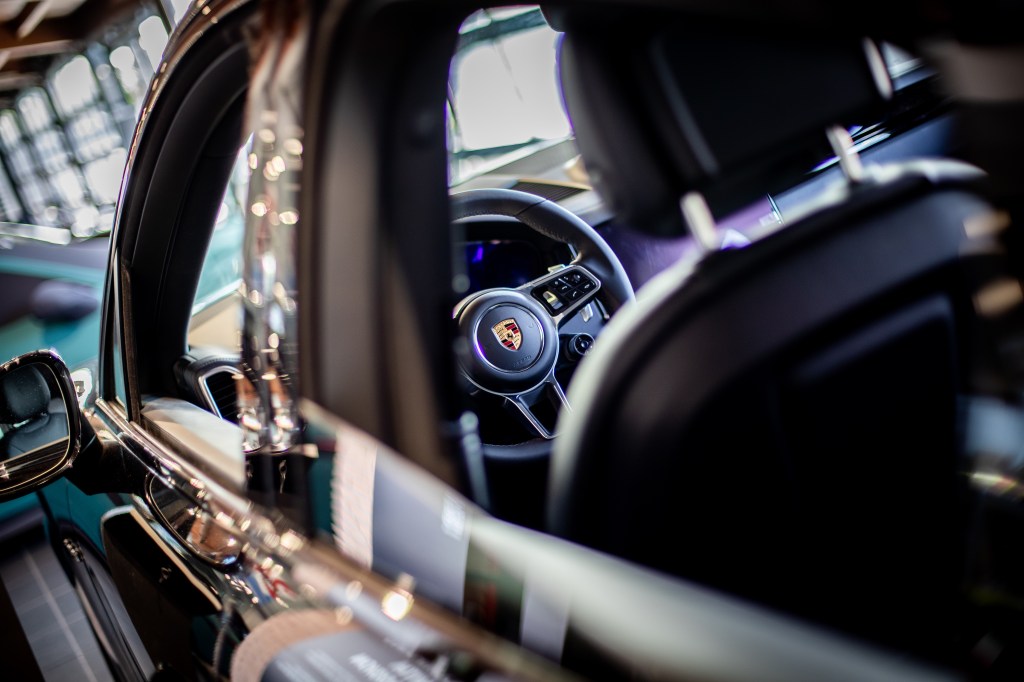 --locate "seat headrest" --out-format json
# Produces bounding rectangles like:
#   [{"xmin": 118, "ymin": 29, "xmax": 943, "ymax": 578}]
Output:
[
  {"xmin": 558, "ymin": 12, "xmax": 893, "ymax": 234},
  {"xmin": 0, "ymin": 365, "xmax": 50, "ymax": 424}
]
